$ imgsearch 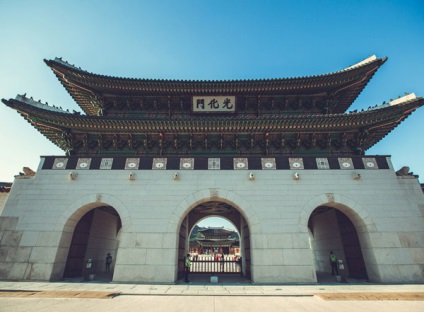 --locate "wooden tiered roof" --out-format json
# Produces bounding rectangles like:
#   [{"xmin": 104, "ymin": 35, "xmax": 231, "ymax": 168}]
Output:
[
  {"xmin": 196, "ymin": 227, "xmax": 237, "ymax": 248},
  {"xmin": 44, "ymin": 56, "xmax": 386, "ymax": 115},
  {"xmin": 2, "ymin": 56, "xmax": 423, "ymax": 157},
  {"xmin": 2, "ymin": 93, "xmax": 423, "ymax": 156},
  {"xmin": 199, "ymin": 227, "xmax": 235, "ymax": 237}
]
